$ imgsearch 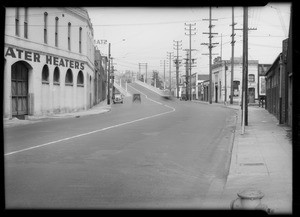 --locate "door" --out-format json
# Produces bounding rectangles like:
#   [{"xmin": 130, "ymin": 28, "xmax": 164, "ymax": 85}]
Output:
[
  {"xmin": 11, "ymin": 62, "xmax": 28, "ymax": 119},
  {"xmin": 215, "ymin": 85, "xmax": 218, "ymax": 103},
  {"xmin": 248, "ymin": 88, "xmax": 255, "ymax": 103}
]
